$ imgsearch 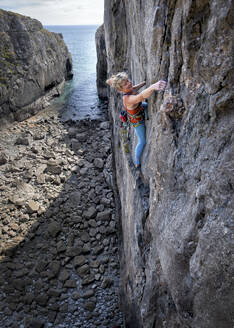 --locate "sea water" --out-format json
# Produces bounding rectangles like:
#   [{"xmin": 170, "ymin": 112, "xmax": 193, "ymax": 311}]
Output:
[{"xmin": 45, "ymin": 25, "xmax": 104, "ymax": 121}]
